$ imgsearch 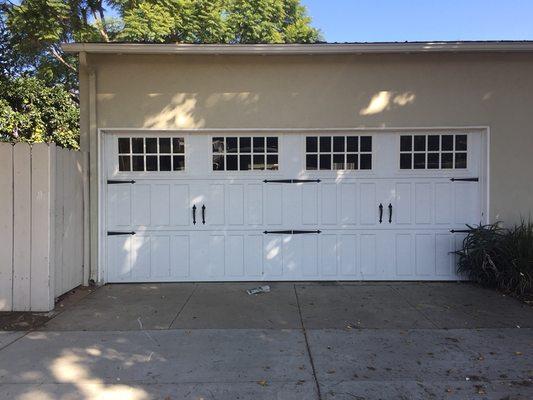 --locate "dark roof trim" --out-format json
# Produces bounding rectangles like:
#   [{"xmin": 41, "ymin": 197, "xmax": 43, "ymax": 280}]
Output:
[{"xmin": 63, "ymin": 41, "xmax": 533, "ymax": 55}]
